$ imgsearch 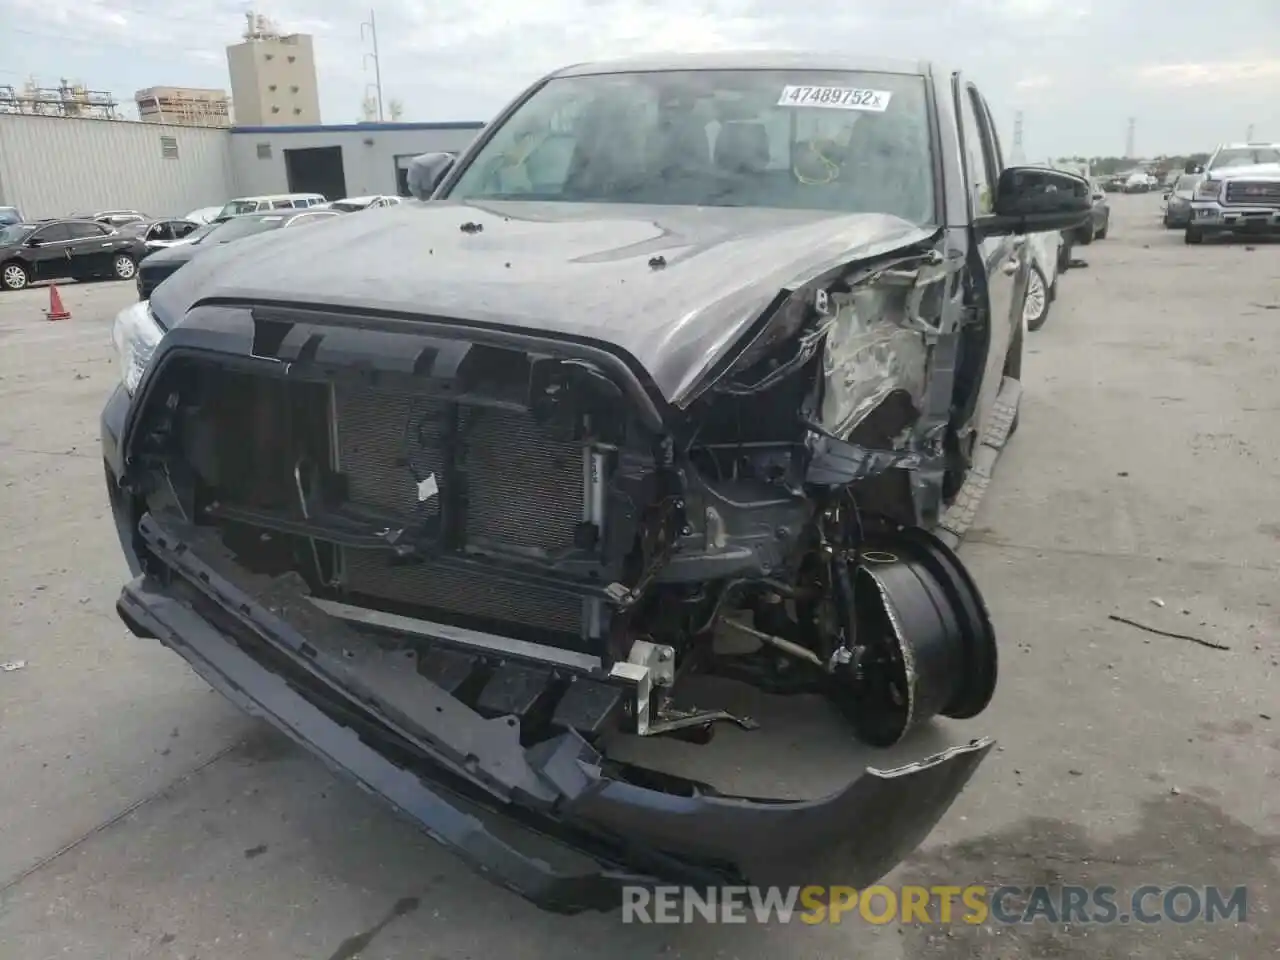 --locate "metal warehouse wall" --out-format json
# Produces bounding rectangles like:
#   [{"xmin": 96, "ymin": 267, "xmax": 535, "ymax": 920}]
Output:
[
  {"xmin": 228, "ymin": 122, "xmax": 483, "ymax": 198},
  {"xmin": 0, "ymin": 114, "xmax": 235, "ymax": 220}
]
